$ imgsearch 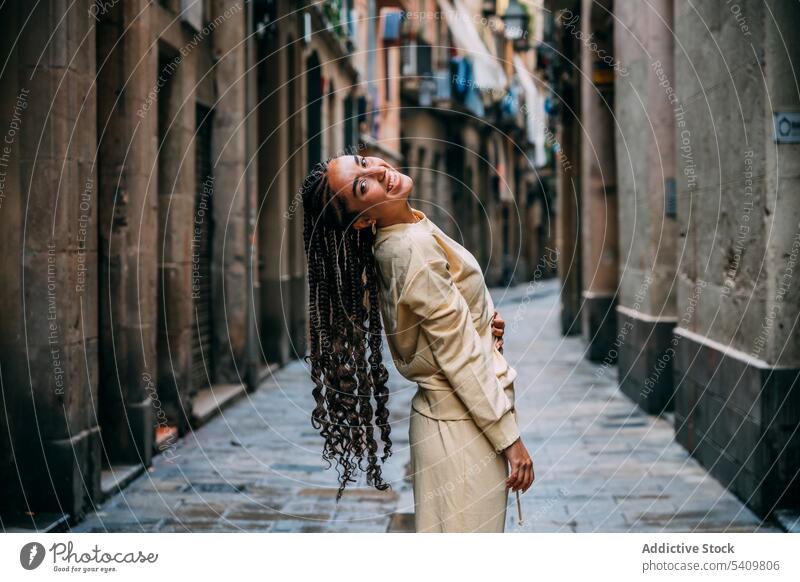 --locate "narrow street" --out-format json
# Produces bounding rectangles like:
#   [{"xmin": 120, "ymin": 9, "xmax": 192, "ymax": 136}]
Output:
[{"xmin": 72, "ymin": 281, "xmax": 778, "ymax": 533}]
